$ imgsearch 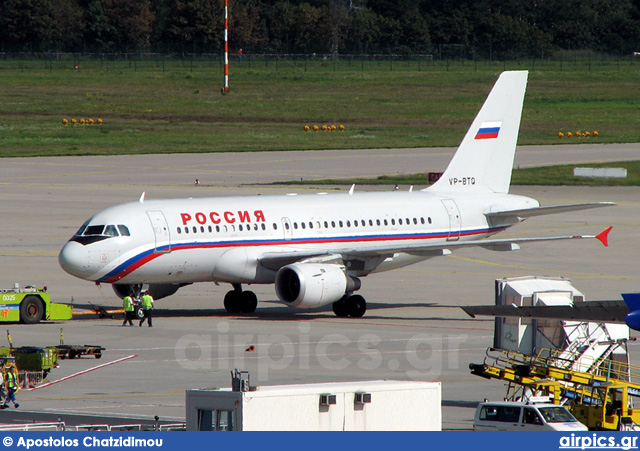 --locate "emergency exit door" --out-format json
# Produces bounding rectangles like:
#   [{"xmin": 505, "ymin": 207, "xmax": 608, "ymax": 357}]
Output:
[{"xmin": 441, "ymin": 199, "xmax": 461, "ymax": 241}]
